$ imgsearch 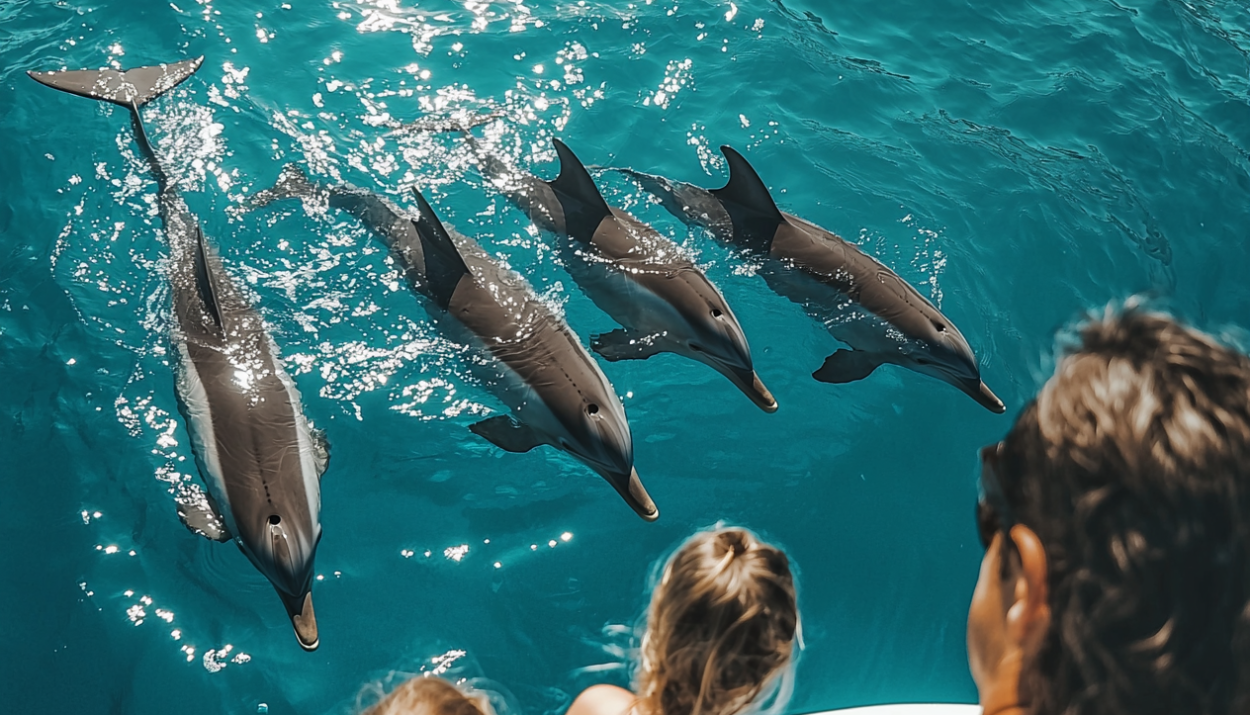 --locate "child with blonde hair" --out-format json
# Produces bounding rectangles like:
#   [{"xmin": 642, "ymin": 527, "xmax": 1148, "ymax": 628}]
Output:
[
  {"xmin": 570, "ymin": 526, "xmax": 800, "ymax": 715},
  {"xmin": 361, "ymin": 675, "xmax": 495, "ymax": 715}
]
